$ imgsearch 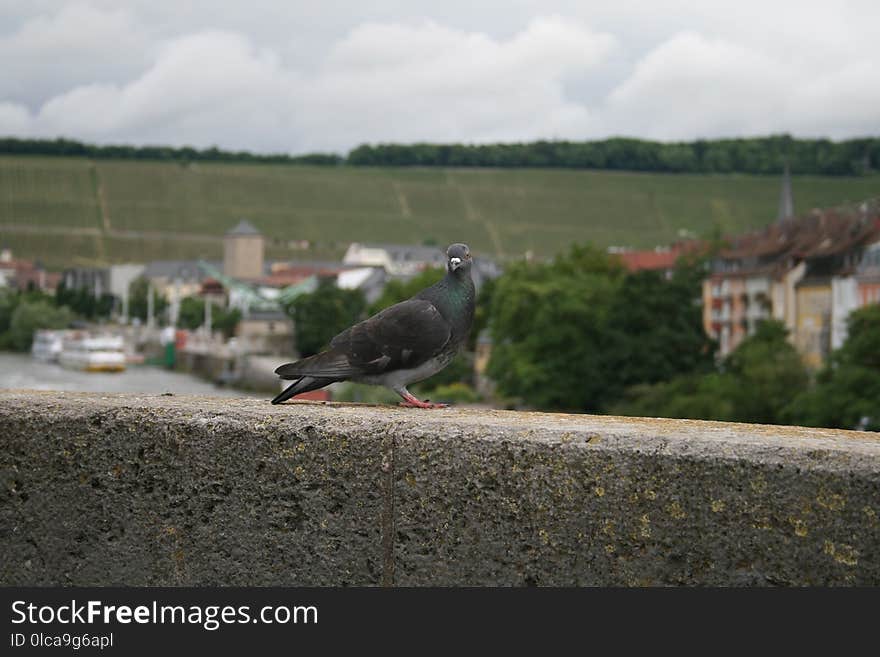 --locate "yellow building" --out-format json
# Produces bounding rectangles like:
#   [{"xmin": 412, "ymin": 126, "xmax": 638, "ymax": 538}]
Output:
[{"xmin": 794, "ymin": 281, "xmax": 832, "ymax": 369}]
